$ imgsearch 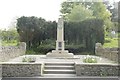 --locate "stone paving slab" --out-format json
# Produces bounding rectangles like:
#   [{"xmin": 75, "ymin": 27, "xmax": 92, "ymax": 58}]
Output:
[
  {"xmin": 2, "ymin": 77, "xmax": 119, "ymax": 80},
  {"xmin": 7, "ymin": 55, "xmax": 116, "ymax": 64}
]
